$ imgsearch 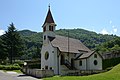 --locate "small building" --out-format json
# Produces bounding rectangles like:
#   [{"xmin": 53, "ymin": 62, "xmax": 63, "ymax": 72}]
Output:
[
  {"xmin": 103, "ymin": 52, "xmax": 120, "ymax": 59},
  {"xmin": 41, "ymin": 6, "xmax": 102, "ymax": 75}
]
